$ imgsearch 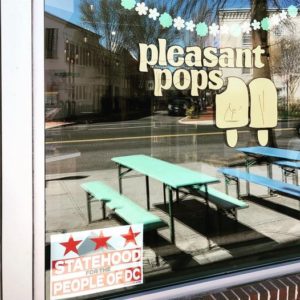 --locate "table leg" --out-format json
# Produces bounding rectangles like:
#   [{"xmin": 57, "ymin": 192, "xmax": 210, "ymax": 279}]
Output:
[
  {"xmin": 163, "ymin": 184, "xmax": 166, "ymax": 207},
  {"xmin": 168, "ymin": 187, "xmax": 175, "ymax": 244},
  {"xmin": 102, "ymin": 202, "xmax": 106, "ymax": 219},
  {"xmin": 245, "ymin": 157, "xmax": 250, "ymax": 196},
  {"xmin": 267, "ymin": 163, "xmax": 273, "ymax": 195},
  {"xmin": 225, "ymin": 177, "xmax": 229, "ymax": 195},
  {"xmin": 118, "ymin": 164, "xmax": 123, "ymax": 194},
  {"xmin": 176, "ymin": 189, "xmax": 179, "ymax": 204},
  {"xmin": 87, "ymin": 193, "xmax": 92, "ymax": 223},
  {"xmin": 146, "ymin": 176, "xmax": 150, "ymax": 211},
  {"xmin": 236, "ymin": 179, "xmax": 241, "ymax": 199},
  {"xmin": 204, "ymin": 185, "xmax": 210, "ymax": 237},
  {"xmin": 204, "ymin": 184, "xmax": 209, "ymax": 206},
  {"xmin": 281, "ymin": 168, "xmax": 286, "ymax": 183}
]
